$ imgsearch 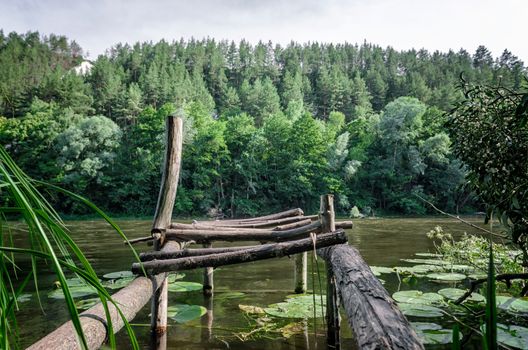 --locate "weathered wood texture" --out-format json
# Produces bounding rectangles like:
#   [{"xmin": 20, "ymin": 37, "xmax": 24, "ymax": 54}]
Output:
[
  {"xmin": 194, "ymin": 215, "xmax": 315, "ymax": 228},
  {"xmin": 150, "ymin": 116, "xmax": 183, "ymax": 338},
  {"xmin": 164, "ymin": 221, "xmax": 322, "ymax": 242},
  {"xmin": 151, "ymin": 116, "xmax": 183, "ymax": 237},
  {"xmin": 318, "ymin": 244, "xmax": 424, "ymax": 350},
  {"xmin": 140, "ymin": 245, "xmax": 257, "ymax": 261},
  {"xmin": 202, "ymin": 242, "xmax": 214, "ymax": 296},
  {"xmin": 27, "ymin": 274, "xmax": 166, "ymax": 350},
  {"xmin": 319, "ymin": 194, "xmax": 339, "ymax": 347},
  {"xmin": 196, "ymin": 208, "xmax": 304, "ymax": 224},
  {"xmin": 132, "ymin": 230, "xmax": 347, "ymax": 275},
  {"xmin": 293, "ymin": 252, "xmax": 307, "ymax": 293},
  {"xmin": 274, "ymin": 219, "xmax": 312, "ymax": 231}
]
